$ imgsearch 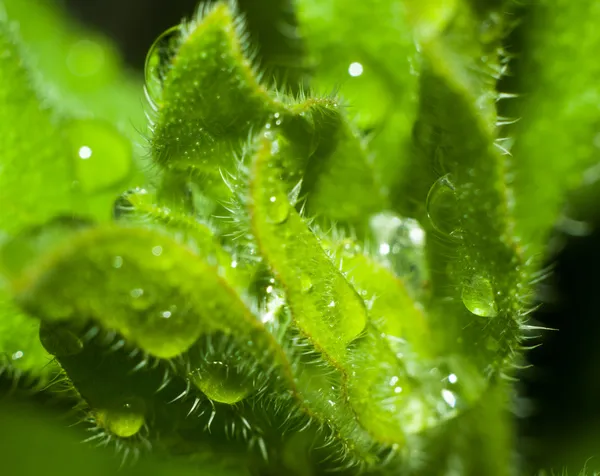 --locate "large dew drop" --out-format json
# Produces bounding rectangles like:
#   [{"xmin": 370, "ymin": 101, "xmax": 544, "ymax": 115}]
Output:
[
  {"xmin": 189, "ymin": 361, "xmax": 254, "ymax": 405},
  {"xmin": 144, "ymin": 26, "xmax": 182, "ymax": 104},
  {"xmin": 461, "ymin": 274, "xmax": 498, "ymax": 318},
  {"xmin": 38, "ymin": 322, "xmax": 83, "ymax": 357},
  {"xmin": 112, "ymin": 188, "xmax": 151, "ymax": 220},
  {"xmin": 425, "ymin": 174, "xmax": 461, "ymax": 237},
  {"xmin": 267, "ymin": 195, "xmax": 290, "ymax": 224},
  {"xmin": 66, "ymin": 119, "xmax": 132, "ymax": 194},
  {"xmin": 369, "ymin": 212, "xmax": 428, "ymax": 294},
  {"xmin": 97, "ymin": 398, "xmax": 146, "ymax": 438}
]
